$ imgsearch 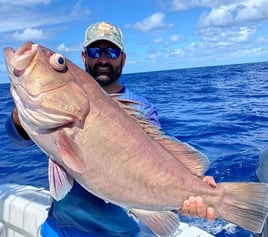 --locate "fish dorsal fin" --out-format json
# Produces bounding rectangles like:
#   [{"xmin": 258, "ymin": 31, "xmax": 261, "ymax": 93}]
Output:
[
  {"xmin": 129, "ymin": 209, "xmax": 181, "ymax": 237},
  {"xmin": 153, "ymin": 136, "xmax": 209, "ymax": 176},
  {"xmin": 112, "ymin": 95, "xmax": 209, "ymax": 176},
  {"xmin": 49, "ymin": 158, "xmax": 74, "ymax": 201}
]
